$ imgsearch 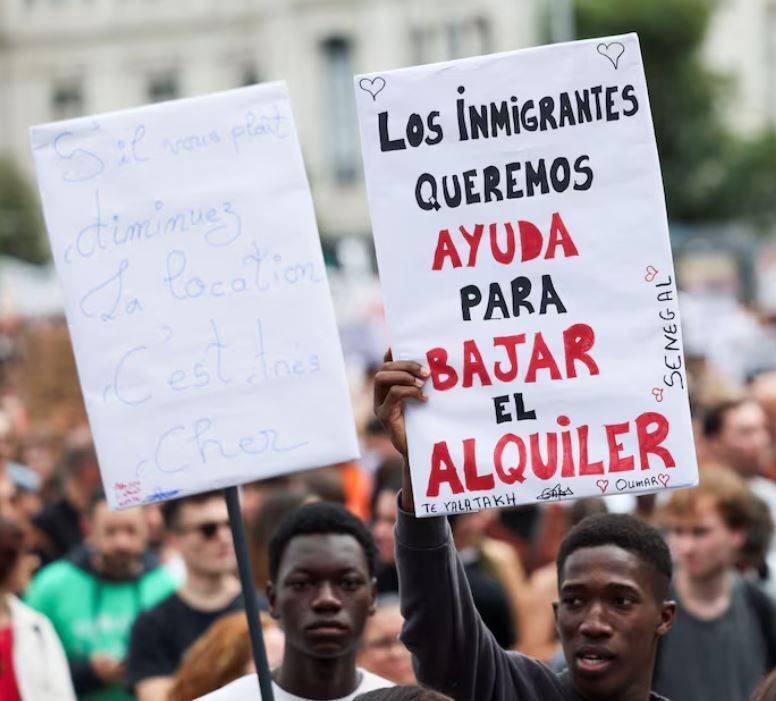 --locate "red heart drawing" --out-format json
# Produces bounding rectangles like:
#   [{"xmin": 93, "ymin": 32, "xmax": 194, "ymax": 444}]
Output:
[
  {"xmin": 658, "ymin": 473, "xmax": 670, "ymax": 488},
  {"xmin": 596, "ymin": 479, "xmax": 609, "ymax": 494},
  {"xmin": 652, "ymin": 387, "xmax": 664, "ymax": 402},
  {"xmin": 644, "ymin": 265, "xmax": 658, "ymax": 282}
]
